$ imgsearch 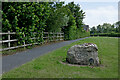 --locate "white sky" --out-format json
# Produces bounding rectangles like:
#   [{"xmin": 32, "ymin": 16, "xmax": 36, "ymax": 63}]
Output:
[
  {"xmin": 61, "ymin": 0, "xmax": 119, "ymax": 28},
  {"xmin": 82, "ymin": 3, "xmax": 118, "ymax": 28}
]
